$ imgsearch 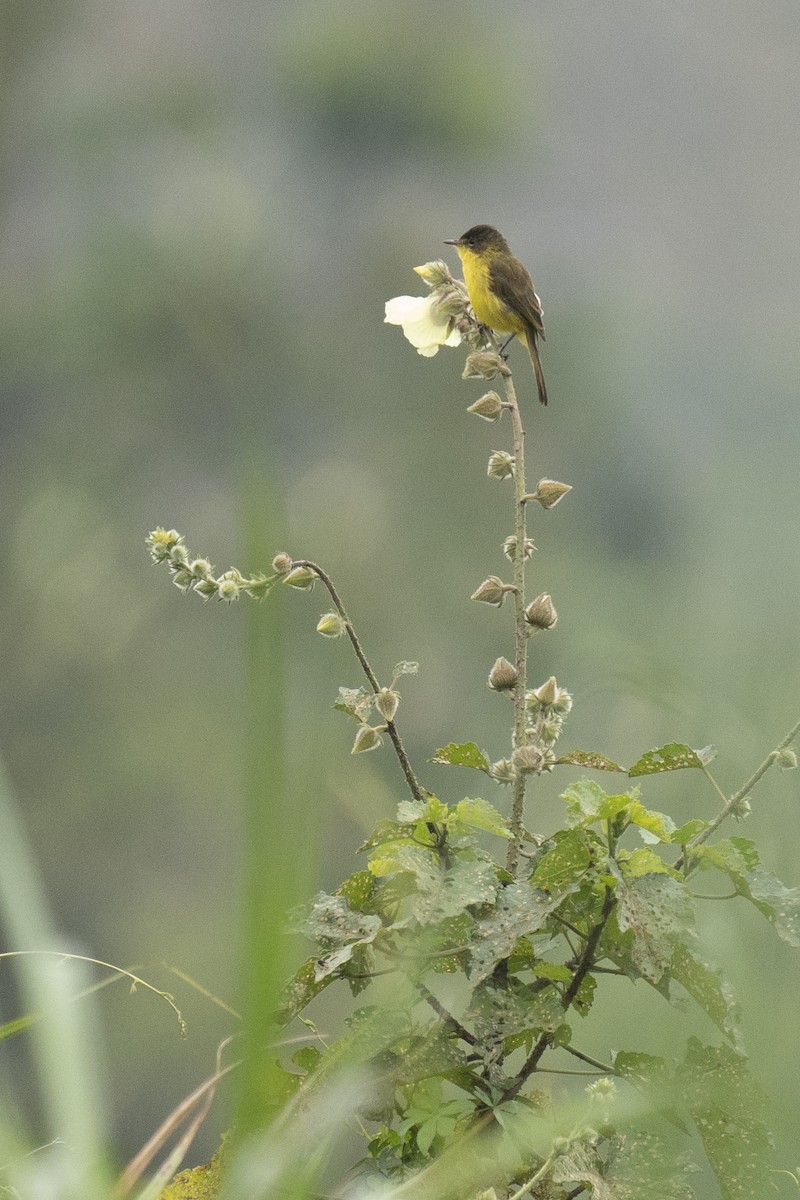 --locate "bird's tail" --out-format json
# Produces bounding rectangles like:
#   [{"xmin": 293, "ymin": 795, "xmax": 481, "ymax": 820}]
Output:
[{"xmin": 524, "ymin": 330, "xmax": 548, "ymax": 406}]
